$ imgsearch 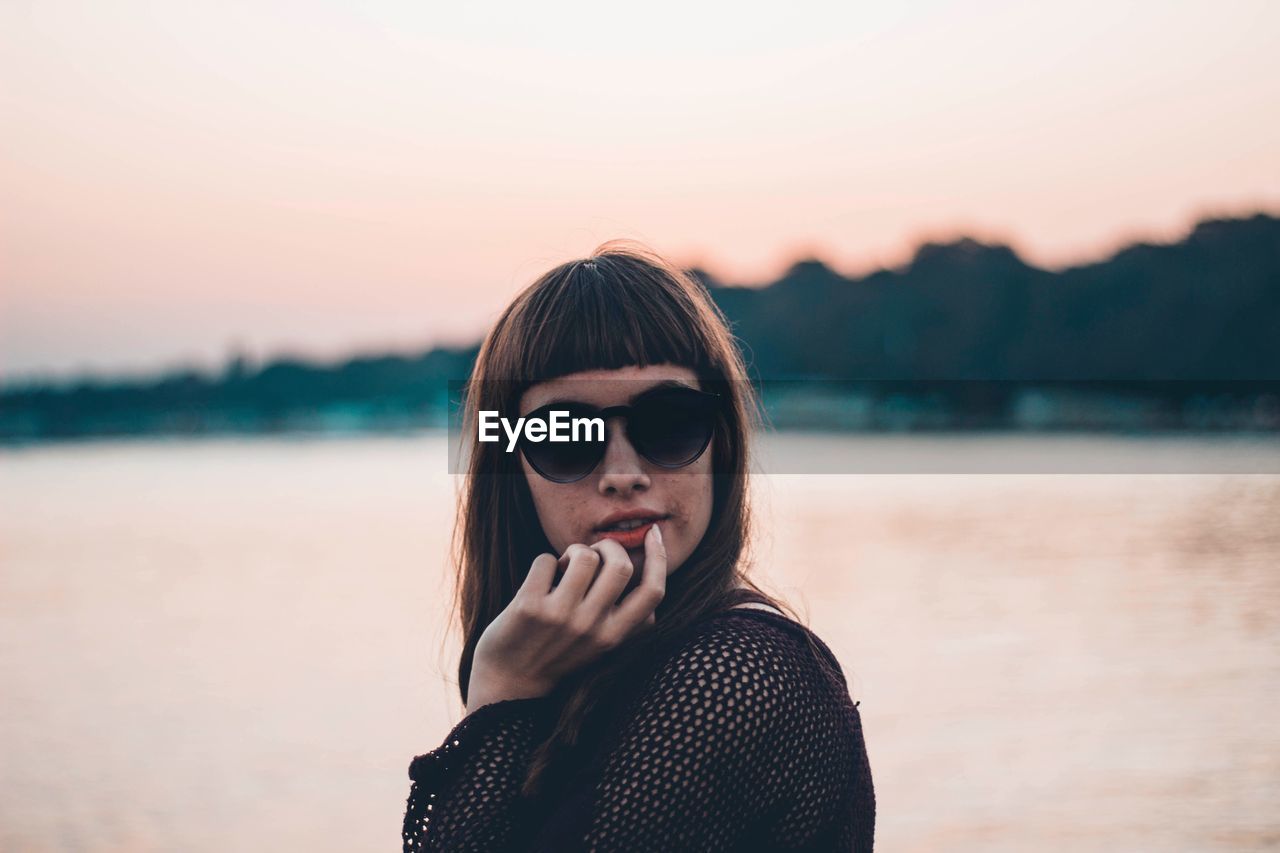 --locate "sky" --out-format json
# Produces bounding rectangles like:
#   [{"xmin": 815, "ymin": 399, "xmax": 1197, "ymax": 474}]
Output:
[{"xmin": 2, "ymin": 0, "xmax": 1278, "ymax": 382}]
